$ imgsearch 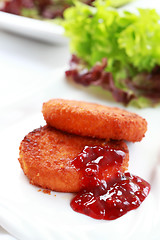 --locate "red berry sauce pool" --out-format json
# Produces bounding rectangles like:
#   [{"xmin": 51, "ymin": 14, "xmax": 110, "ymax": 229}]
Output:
[{"xmin": 71, "ymin": 145, "xmax": 151, "ymax": 220}]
